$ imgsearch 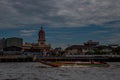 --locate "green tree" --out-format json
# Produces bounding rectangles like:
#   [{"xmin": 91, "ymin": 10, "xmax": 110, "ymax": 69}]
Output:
[{"xmin": 113, "ymin": 47, "xmax": 120, "ymax": 55}]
